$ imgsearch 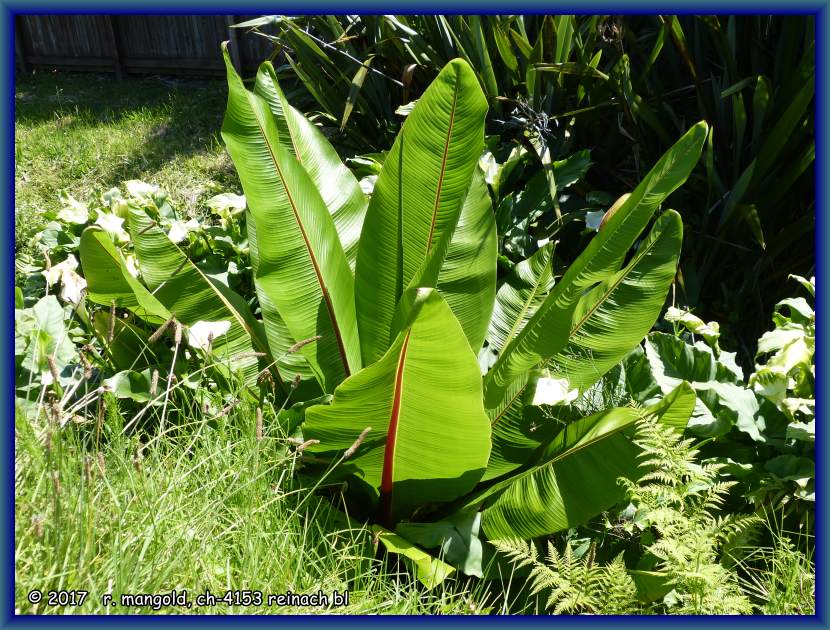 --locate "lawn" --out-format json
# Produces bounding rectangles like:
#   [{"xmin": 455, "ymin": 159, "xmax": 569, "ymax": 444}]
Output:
[
  {"xmin": 14, "ymin": 393, "xmax": 493, "ymax": 615},
  {"xmin": 15, "ymin": 71, "xmax": 238, "ymax": 255}
]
